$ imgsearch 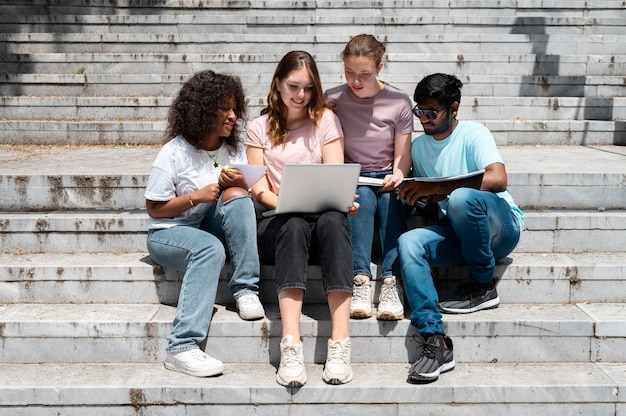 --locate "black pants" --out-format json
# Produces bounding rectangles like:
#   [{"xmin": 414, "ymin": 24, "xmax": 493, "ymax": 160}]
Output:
[{"xmin": 257, "ymin": 210, "xmax": 353, "ymax": 295}]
